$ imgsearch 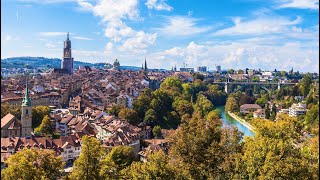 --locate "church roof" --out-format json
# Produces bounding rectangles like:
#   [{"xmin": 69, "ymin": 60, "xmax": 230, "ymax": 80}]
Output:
[
  {"xmin": 22, "ymin": 79, "xmax": 31, "ymax": 106},
  {"xmin": 1, "ymin": 113, "xmax": 20, "ymax": 129}
]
